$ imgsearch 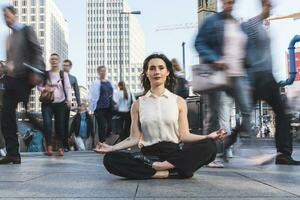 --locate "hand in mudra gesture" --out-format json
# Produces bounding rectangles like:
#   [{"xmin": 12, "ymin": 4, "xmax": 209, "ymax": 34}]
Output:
[
  {"xmin": 93, "ymin": 142, "xmax": 114, "ymax": 153},
  {"xmin": 208, "ymin": 129, "xmax": 227, "ymax": 140}
]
